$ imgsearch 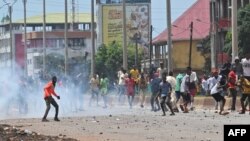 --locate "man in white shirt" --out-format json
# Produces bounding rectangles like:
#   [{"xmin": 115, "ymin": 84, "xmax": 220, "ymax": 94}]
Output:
[
  {"xmin": 201, "ymin": 75, "xmax": 209, "ymax": 96},
  {"xmin": 241, "ymin": 52, "xmax": 250, "ymax": 110},
  {"xmin": 242, "ymin": 52, "xmax": 250, "ymax": 81},
  {"xmin": 157, "ymin": 62, "xmax": 165, "ymax": 79},
  {"xmin": 166, "ymin": 71, "xmax": 177, "ymax": 111},
  {"xmin": 186, "ymin": 67, "xmax": 197, "ymax": 111},
  {"xmin": 117, "ymin": 67, "xmax": 126, "ymax": 104},
  {"xmin": 207, "ymin": 70, "xmax": 222, "ymax": 111},
  {"xmin": 210, "ymin": 75, "xmax": 228, "ymax": 115}
]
